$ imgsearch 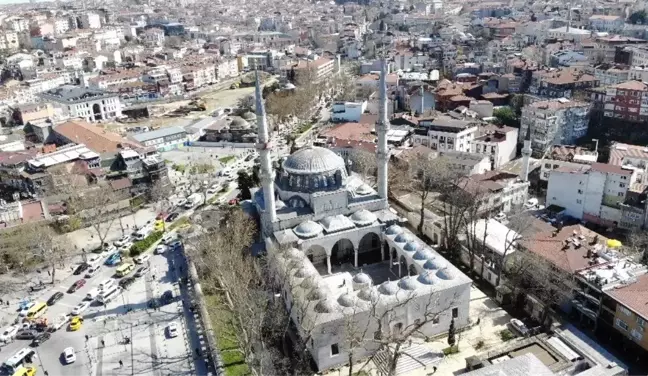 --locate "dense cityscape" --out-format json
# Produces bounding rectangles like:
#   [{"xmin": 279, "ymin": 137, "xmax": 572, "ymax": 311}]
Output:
[{"xmin": 0, "ymin": 0, "xmax": 648, "ymax": 375}]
